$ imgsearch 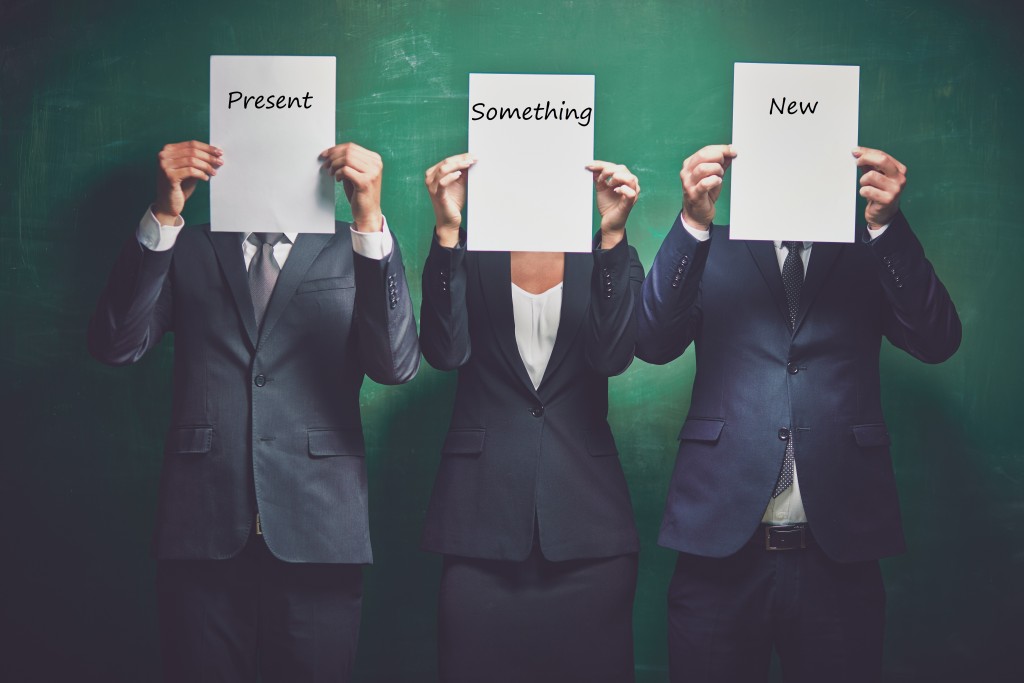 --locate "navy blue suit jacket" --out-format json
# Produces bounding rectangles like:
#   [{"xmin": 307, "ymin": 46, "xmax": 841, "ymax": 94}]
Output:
[{"xmin": 637, "ymin": 212, "xmax": 961, "ymax": 562}]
